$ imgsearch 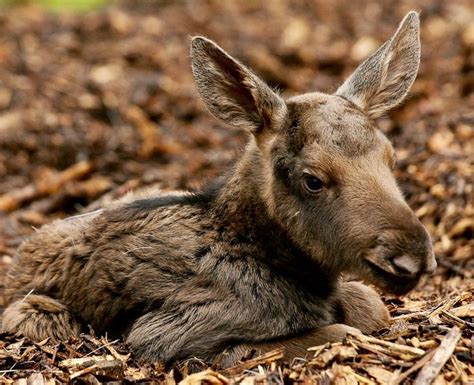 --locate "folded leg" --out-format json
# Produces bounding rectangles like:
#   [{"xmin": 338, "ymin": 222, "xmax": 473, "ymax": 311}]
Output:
[
  {"xmin": 217, "ymin": 323, "xmax": 361, "ymax": 367},
  {"xmin": 219, "ymin": 281, "xmax": 390, "ymax": 366},
  {"xmin": 336, "ymin": 281, "xmax": 390, "ymax": 333}
]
